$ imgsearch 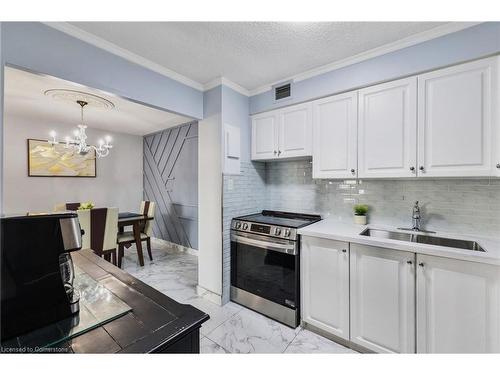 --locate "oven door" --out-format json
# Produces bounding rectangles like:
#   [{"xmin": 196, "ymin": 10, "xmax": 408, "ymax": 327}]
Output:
[{"xmin": 230, "ymin": 231, "xmax": 298, "ymax": 309}]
